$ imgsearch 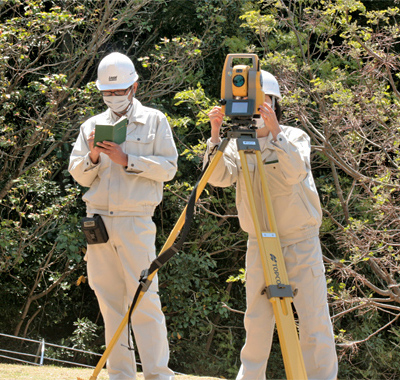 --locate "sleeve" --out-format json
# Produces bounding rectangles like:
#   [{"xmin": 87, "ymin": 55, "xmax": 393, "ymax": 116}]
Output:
[
  {"xmin": 202, "ymin": 138, "xmax": 238, "ymax": 188},
  {"xmin": 124, "ymin": 115, "xmax": 178, "ymax": 182},
  {"xmin": 68, "ymin": 122, "xmax": 101, "ymax": 188},
  {"xmin": 271, "ymin": 128, "xmax": 311, "ymax": 185}
]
